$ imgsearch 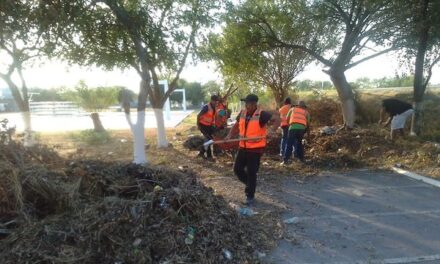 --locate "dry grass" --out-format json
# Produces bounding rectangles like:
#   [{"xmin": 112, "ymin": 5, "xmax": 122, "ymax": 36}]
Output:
[{"xmin": 297, "ymin": 88, "xmax": 440, "ymax": 142}]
